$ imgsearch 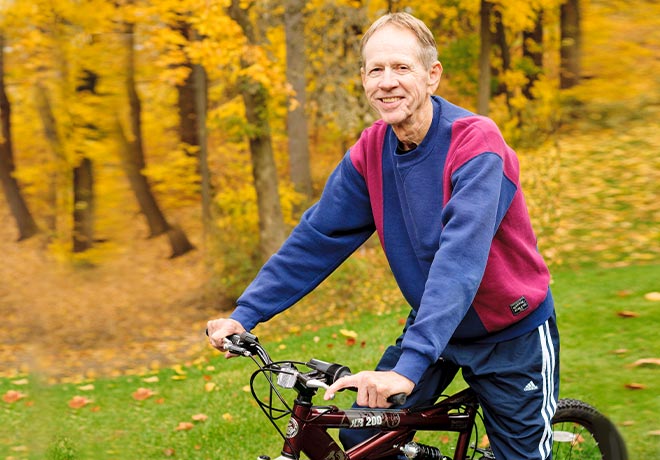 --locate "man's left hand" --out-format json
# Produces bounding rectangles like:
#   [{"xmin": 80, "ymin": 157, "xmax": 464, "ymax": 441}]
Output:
[{"xmin": 323, "ymin": 370, "xmax": 414, "ymax": 408}]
